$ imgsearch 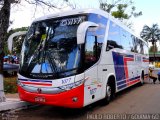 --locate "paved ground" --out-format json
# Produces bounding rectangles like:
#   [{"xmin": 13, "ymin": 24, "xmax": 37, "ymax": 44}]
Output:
[
  {"xmin": 5, "ymin": 93, "xmax": 19, "ymax": 99},
  {"xmin": 1, "ymin": 82, "xmax": 160, "ymax": 120}
]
